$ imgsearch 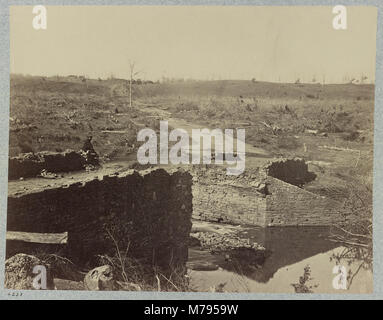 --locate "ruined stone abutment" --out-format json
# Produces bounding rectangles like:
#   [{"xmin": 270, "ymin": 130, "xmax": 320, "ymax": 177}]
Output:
[
  {"xmin": 7, "ymin": 168, "xmax": 193, "ymax": 269},
  {"xmin": 8, "ymin": 150, "xmax": 87, "ymax": 180},
  {"xmin": 191, "ymin": 159, "xmax": 341, "ymax": 227}
]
